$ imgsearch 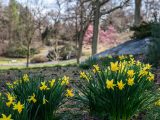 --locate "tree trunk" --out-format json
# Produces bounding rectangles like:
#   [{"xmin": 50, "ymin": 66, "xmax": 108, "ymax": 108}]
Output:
[
  {"xmin": 26, "ymin": 43, "xmax": 30, "ymax": 67},
  {"xmin": 92, "ymin": 0, "xmax": 100, "ymax": 55},
  {"xmin": 134, "ymin": 0, "xmax": 142, "ymax": 26},
  {"xmin": 77, "ymin": 32, "xmax": 83, "ymax": 64}
]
